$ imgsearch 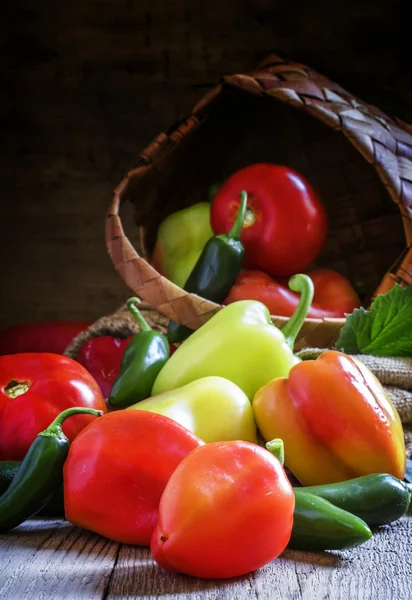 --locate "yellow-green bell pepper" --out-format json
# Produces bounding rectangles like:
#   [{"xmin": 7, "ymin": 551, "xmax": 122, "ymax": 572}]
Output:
[
  {"xmin": 127, "ymin": 376, "xmax": 257, "ymax": 444},
  {"xmin": 152, "ymin": 274, "xmax": 314, "ymax": 400}
]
